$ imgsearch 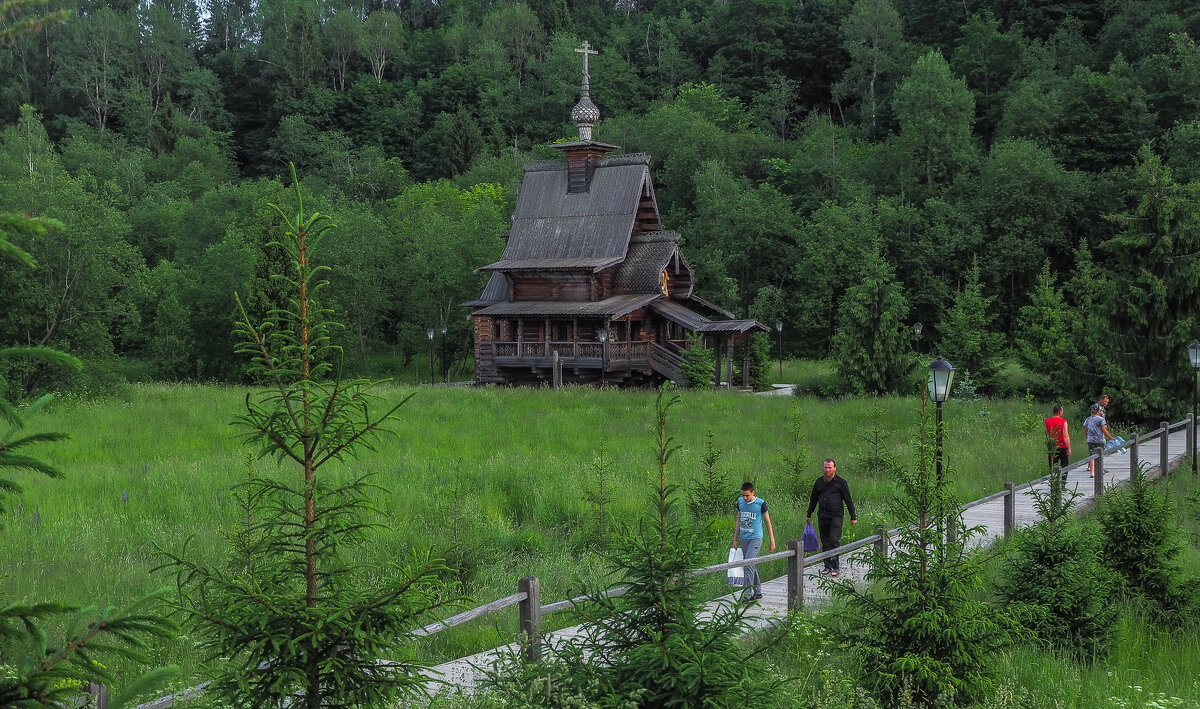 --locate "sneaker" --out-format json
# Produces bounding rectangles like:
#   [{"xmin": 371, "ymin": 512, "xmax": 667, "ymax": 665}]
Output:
[
  {"xmin": 819, "ymin": 568, "xmax": 831, "ymax": 576},
  {"xmin": 752, "ymin": 594, "xmax": 764, "ymax": 601},
  {"xmin": 742, "ymin": 594, "xmax": 759, "ymax": 604},
  {"xmin": 830, "ymin": 570, "xmax": 839, "ymax": 577}
]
